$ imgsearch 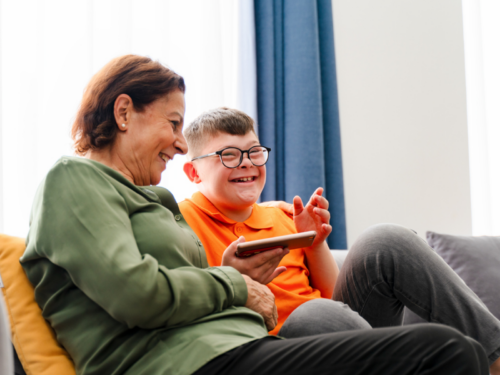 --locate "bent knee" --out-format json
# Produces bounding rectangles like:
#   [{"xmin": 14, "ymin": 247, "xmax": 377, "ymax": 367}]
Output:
[
  {"xmin": 360, "ymin": 223, "xmax": 417, "ymax": 245},
  {"xmin": 404, "ymin": 324, "xmax": 486, "ymax": 372},
  {"xmin": 279, "ymin": 299, "xmax": 371, "ymax": 338},
  {"xmin": 348, "ymin": 223, "xmax": 423, "ymax": 260},
  {"xmin": 406, "ymin": 323, "xmax": 471, "ymax": 348}
]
